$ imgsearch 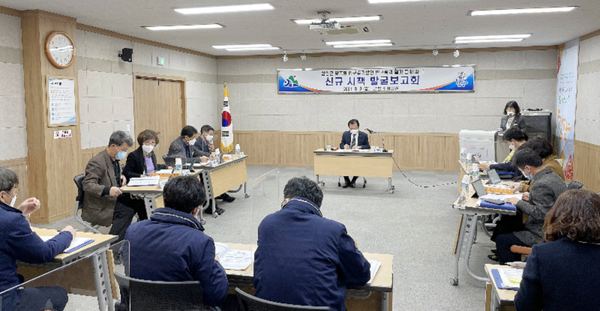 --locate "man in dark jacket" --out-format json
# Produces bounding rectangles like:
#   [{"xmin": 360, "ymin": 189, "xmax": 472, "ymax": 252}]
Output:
[
  {"xmin": 339, "ymin": 119, "xmax": 370, "ymax": 188},
  {"xmin": 479, "ymin": 127, "xmax": 528, "ymax": 177},
  {"xmin": 167, "ymin": 125, "xmax": 210, "ymax": 163},
  {"xmin": 0, "ymin": 167, "xmax": 75, "ymax": 311},
  {"xmin": 124, "ymin": 176, "xmax": 229, "ymax": 308},
  {"xmin": 195, "ymin": 125, "xmax": 236, "ymax": 204},
  {"xmin": 254, "ymin": 177, "xmax": 371, "ymax": 311},
  {"xmin": 497, "ymin": 149, "xmax": 568, "ymax": 264}
]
